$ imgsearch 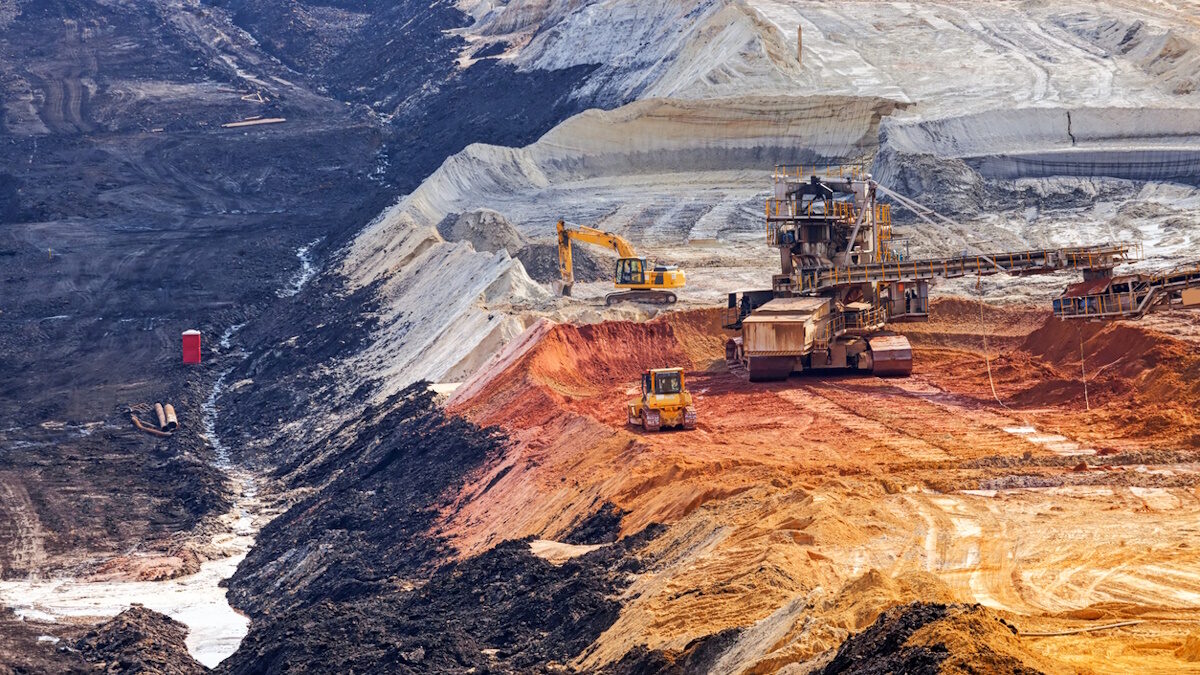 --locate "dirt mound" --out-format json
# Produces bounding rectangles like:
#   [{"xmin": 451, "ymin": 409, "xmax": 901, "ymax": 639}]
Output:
[
  {"xmin": 720, "ymin": 569, "xmax": 959, "ymax": 672},
  {"xmin": 821, "ymin": 570, "xmax": 957, "ymax": 635},
  {"xmin": 227, "ymin": 383, "xmax": 503, "ymax": 619},
  {"xmin": 658, "ymin": 308, "xmax": 736, "ymax": 370},
  {"xmin": 527, "ymin": 321, "xmax": 692, "ymax": 391},
  {"xmin": 819, "ymin": 603, "xmax": 1060, "ymax": 675},
  {"xmin": 562, "ymin": 501, "xmax": 628, "ymax": 545},
  {"xmin": 517, "ymin": 242, "xmax": 614, "ymax": 284},
  {"xmin": 1012, "ymin": 316, "xmax": 1200, "ymax": 429},
  {"xmin": 914, "ymin": 301, "xmax": 1200, "ymax": 448},
  {"xmin": 450, "ymin": 317, "xmax": 695, "ymax": 426},
  {"xmin": 607, "ymin": 628, "xmax": 743, "ymax": 674},
  {"xmin": 76, "ymin": 606, "xmax": 206, "ymax": 674},
  {"xmin": 437, "ymin": 209, "xmax": 526, "ymax": 256}
]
